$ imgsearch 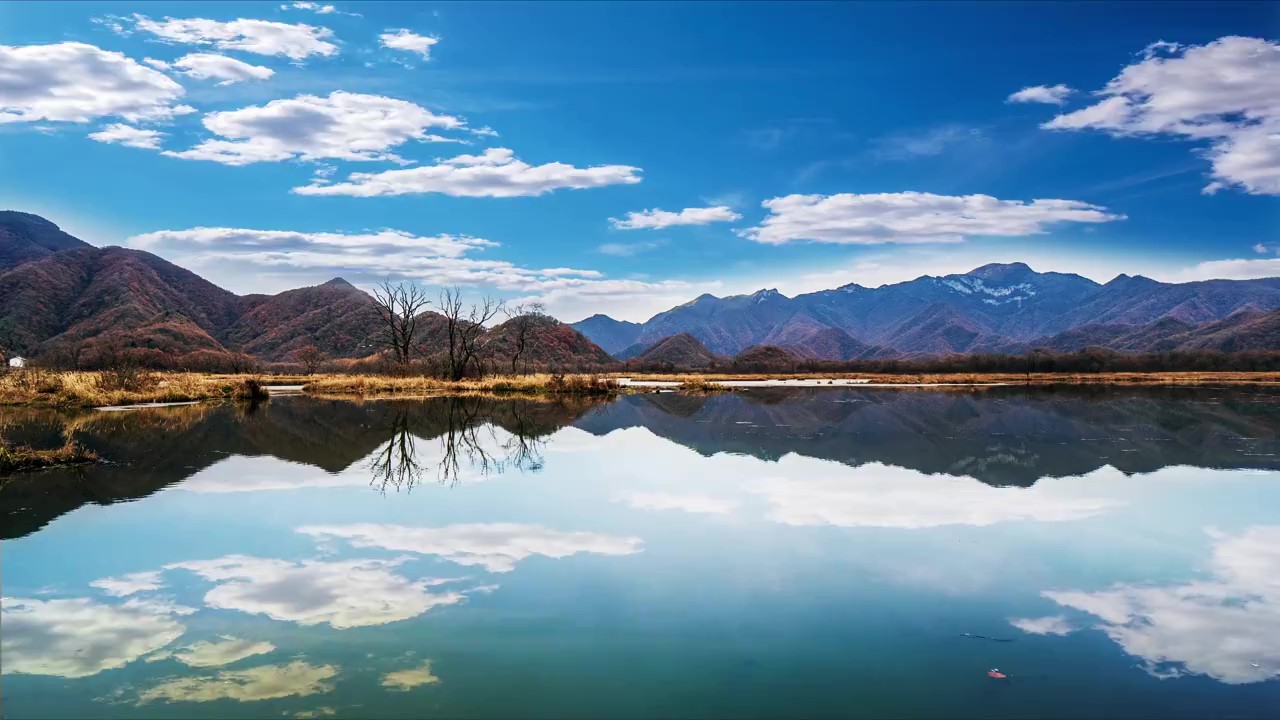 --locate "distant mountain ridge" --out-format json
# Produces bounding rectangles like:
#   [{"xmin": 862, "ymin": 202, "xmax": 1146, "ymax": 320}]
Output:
[
  {"xmin": 0, "ymin": 212, "xmax": 612, "ymax": 368},
  {"xmin": 574, "ymin": 262, "xmax": 1280, "ymax": 359}
]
